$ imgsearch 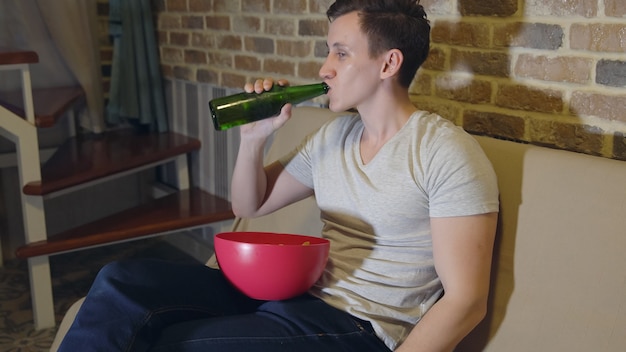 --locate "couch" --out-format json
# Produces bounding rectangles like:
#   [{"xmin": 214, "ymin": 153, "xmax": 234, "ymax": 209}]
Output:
[{"xmin": 51, "ymin": 106, "xmax": 626, "ymax": 351}]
